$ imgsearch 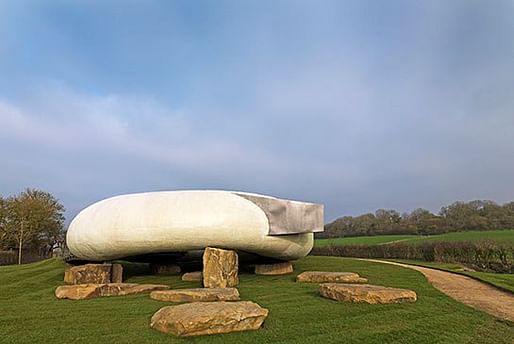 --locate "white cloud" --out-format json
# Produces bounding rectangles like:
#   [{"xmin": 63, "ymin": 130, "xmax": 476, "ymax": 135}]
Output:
[
  {"xmin": 1, "ymin": 83, "xmax": 343, "ymax": 205},
  {"xmin": 0, "ymin": 85, "xmax": 282, "ymax": 171}
]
